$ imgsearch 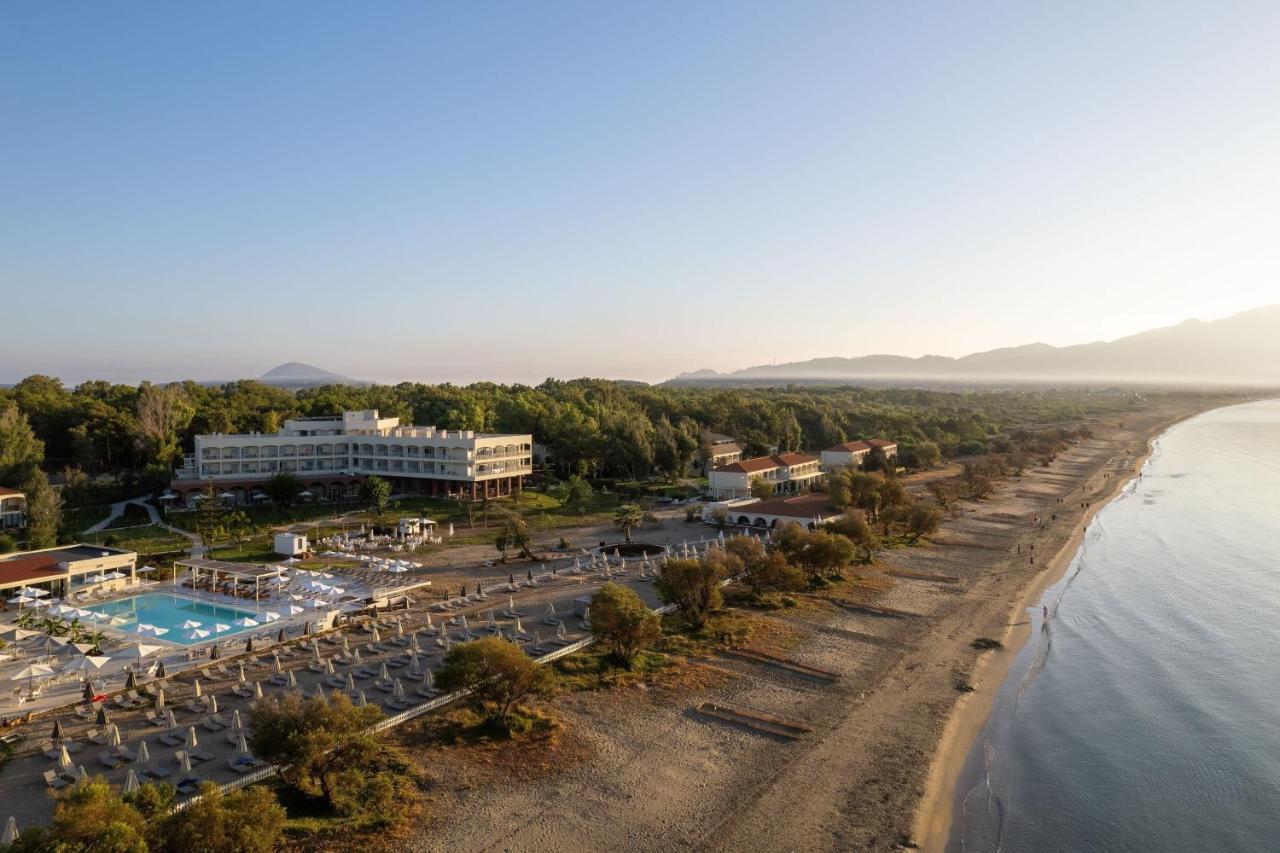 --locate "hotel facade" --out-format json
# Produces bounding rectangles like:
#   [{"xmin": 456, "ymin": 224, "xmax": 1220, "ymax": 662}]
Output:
[
  {"xmin": 170, "ymin": 410, "xmax": 532, "ymax": 505},
  {"xmin": 707, "ymin": 452, "xmax": 824, "ymax": 499}
]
